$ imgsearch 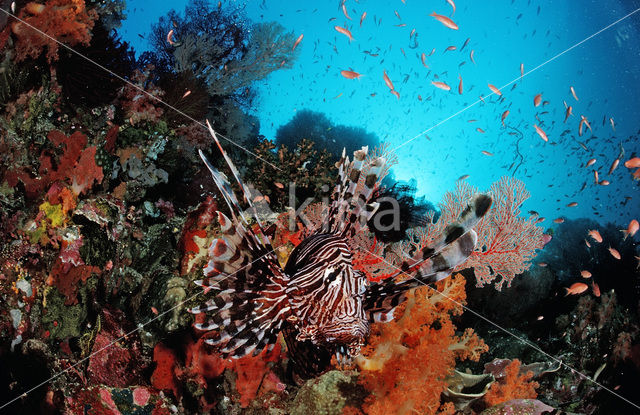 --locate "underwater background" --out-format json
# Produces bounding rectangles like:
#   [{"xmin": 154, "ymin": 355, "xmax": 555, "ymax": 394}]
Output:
[{"xmin": 0, "ymin": 0, "xmax": 639, "ymax": 414}]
